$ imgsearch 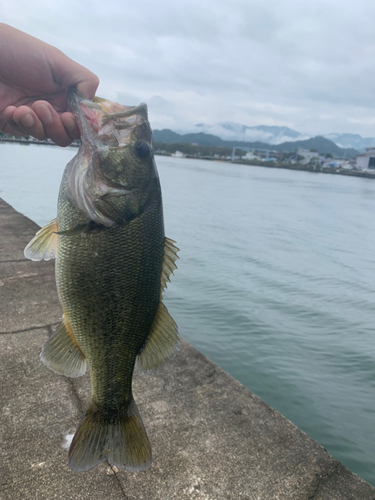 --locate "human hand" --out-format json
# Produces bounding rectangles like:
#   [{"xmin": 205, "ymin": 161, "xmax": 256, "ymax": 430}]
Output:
[{"xmin": 0, "ymin": 24, "xmax": 99, "ymax": 146}]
